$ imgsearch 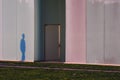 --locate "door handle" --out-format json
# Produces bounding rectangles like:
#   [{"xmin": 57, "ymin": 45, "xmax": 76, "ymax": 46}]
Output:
[{"xmin": 58, "ymin": 44, "xmax": 61, "ymax": 47}]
